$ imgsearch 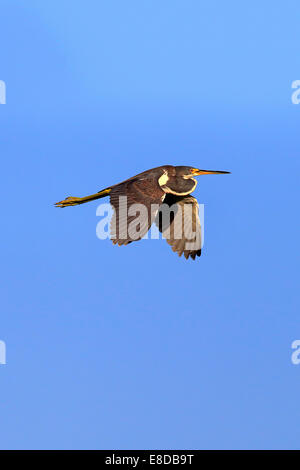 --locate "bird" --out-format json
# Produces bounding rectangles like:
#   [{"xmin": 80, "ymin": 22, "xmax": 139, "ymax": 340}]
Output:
[{"xmin": 55, "ymin": 165, "xmax": 230, "ymax": 260}]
